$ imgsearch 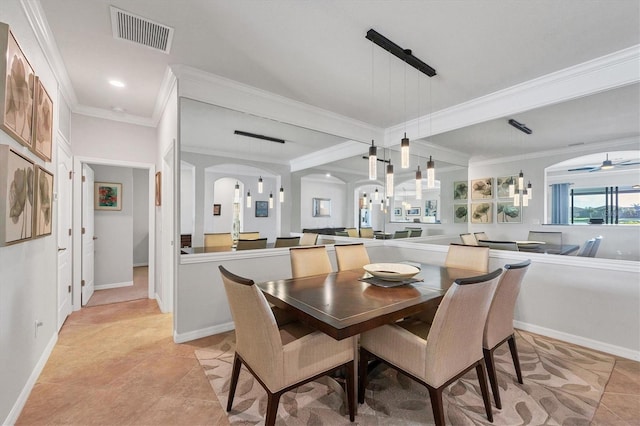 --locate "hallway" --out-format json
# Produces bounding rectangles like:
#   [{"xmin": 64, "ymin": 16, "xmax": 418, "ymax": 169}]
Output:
[{"xmin": 85, "ymin": 266, "xmax": 149, "ymax": 307}]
